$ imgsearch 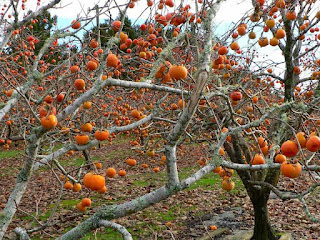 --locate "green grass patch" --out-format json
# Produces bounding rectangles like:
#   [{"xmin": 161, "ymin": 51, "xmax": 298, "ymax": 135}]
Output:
[
  {"xmin": 142, "ymin": 203, "xmax": 197, "ymax": 223},
  {"xmin": 83, "ymin": 229, "xmax": 123, "ymax": 240},
  {"xmin": 132, "ymin": 179, "xmax": 149, "ymax": 187},
  {"xmin": 39, "ymin": 210, "xmax": 52, "ymax": 221},
  {"xmin": 82, "ymin": 223, "xmax": 160, "ymax": 240},
  {"xmin": 91, "ymin": 156, "xmax": 101, "ymax": 161},
  {"xmin": 69, "ymin": 157, "xmax": 85, "ymax": 167},
  {"xmin": 188, "ymin": 175, "xmax": 221, "ymax": 190},
  {"xmin": 59, "ymin": 157, "xmax": 86, "ymax": 167},
  {"xmin": 0, "ymin": 148, "xmax": 22, "ymax": 158},
  {"xmin": 42, "ymin": 144, "xmax": 64, "ymax": 153},
  {"xmin": 59, "ymin": 199, "xmax": 79, "ymax": 209}
]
